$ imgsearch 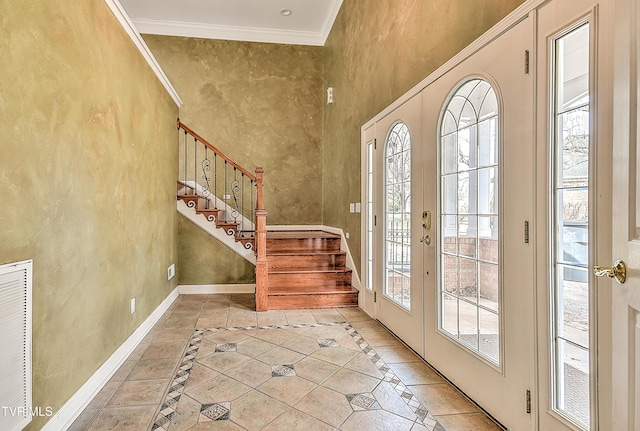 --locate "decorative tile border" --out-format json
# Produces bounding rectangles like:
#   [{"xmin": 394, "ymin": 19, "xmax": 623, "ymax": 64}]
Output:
[{"xmin": 151, "ymin": 321, "xmax": 445, "ymax": 431}]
